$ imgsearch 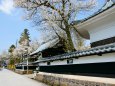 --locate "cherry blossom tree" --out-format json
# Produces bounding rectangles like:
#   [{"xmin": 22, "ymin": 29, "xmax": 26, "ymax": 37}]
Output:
[
  {"xmin": 13, "ymin": 39, "xmax": 40, "ymax": 58},
  {"xmin": 14, "ymin": 0, "xmax": 97, "ymax": 52}
]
